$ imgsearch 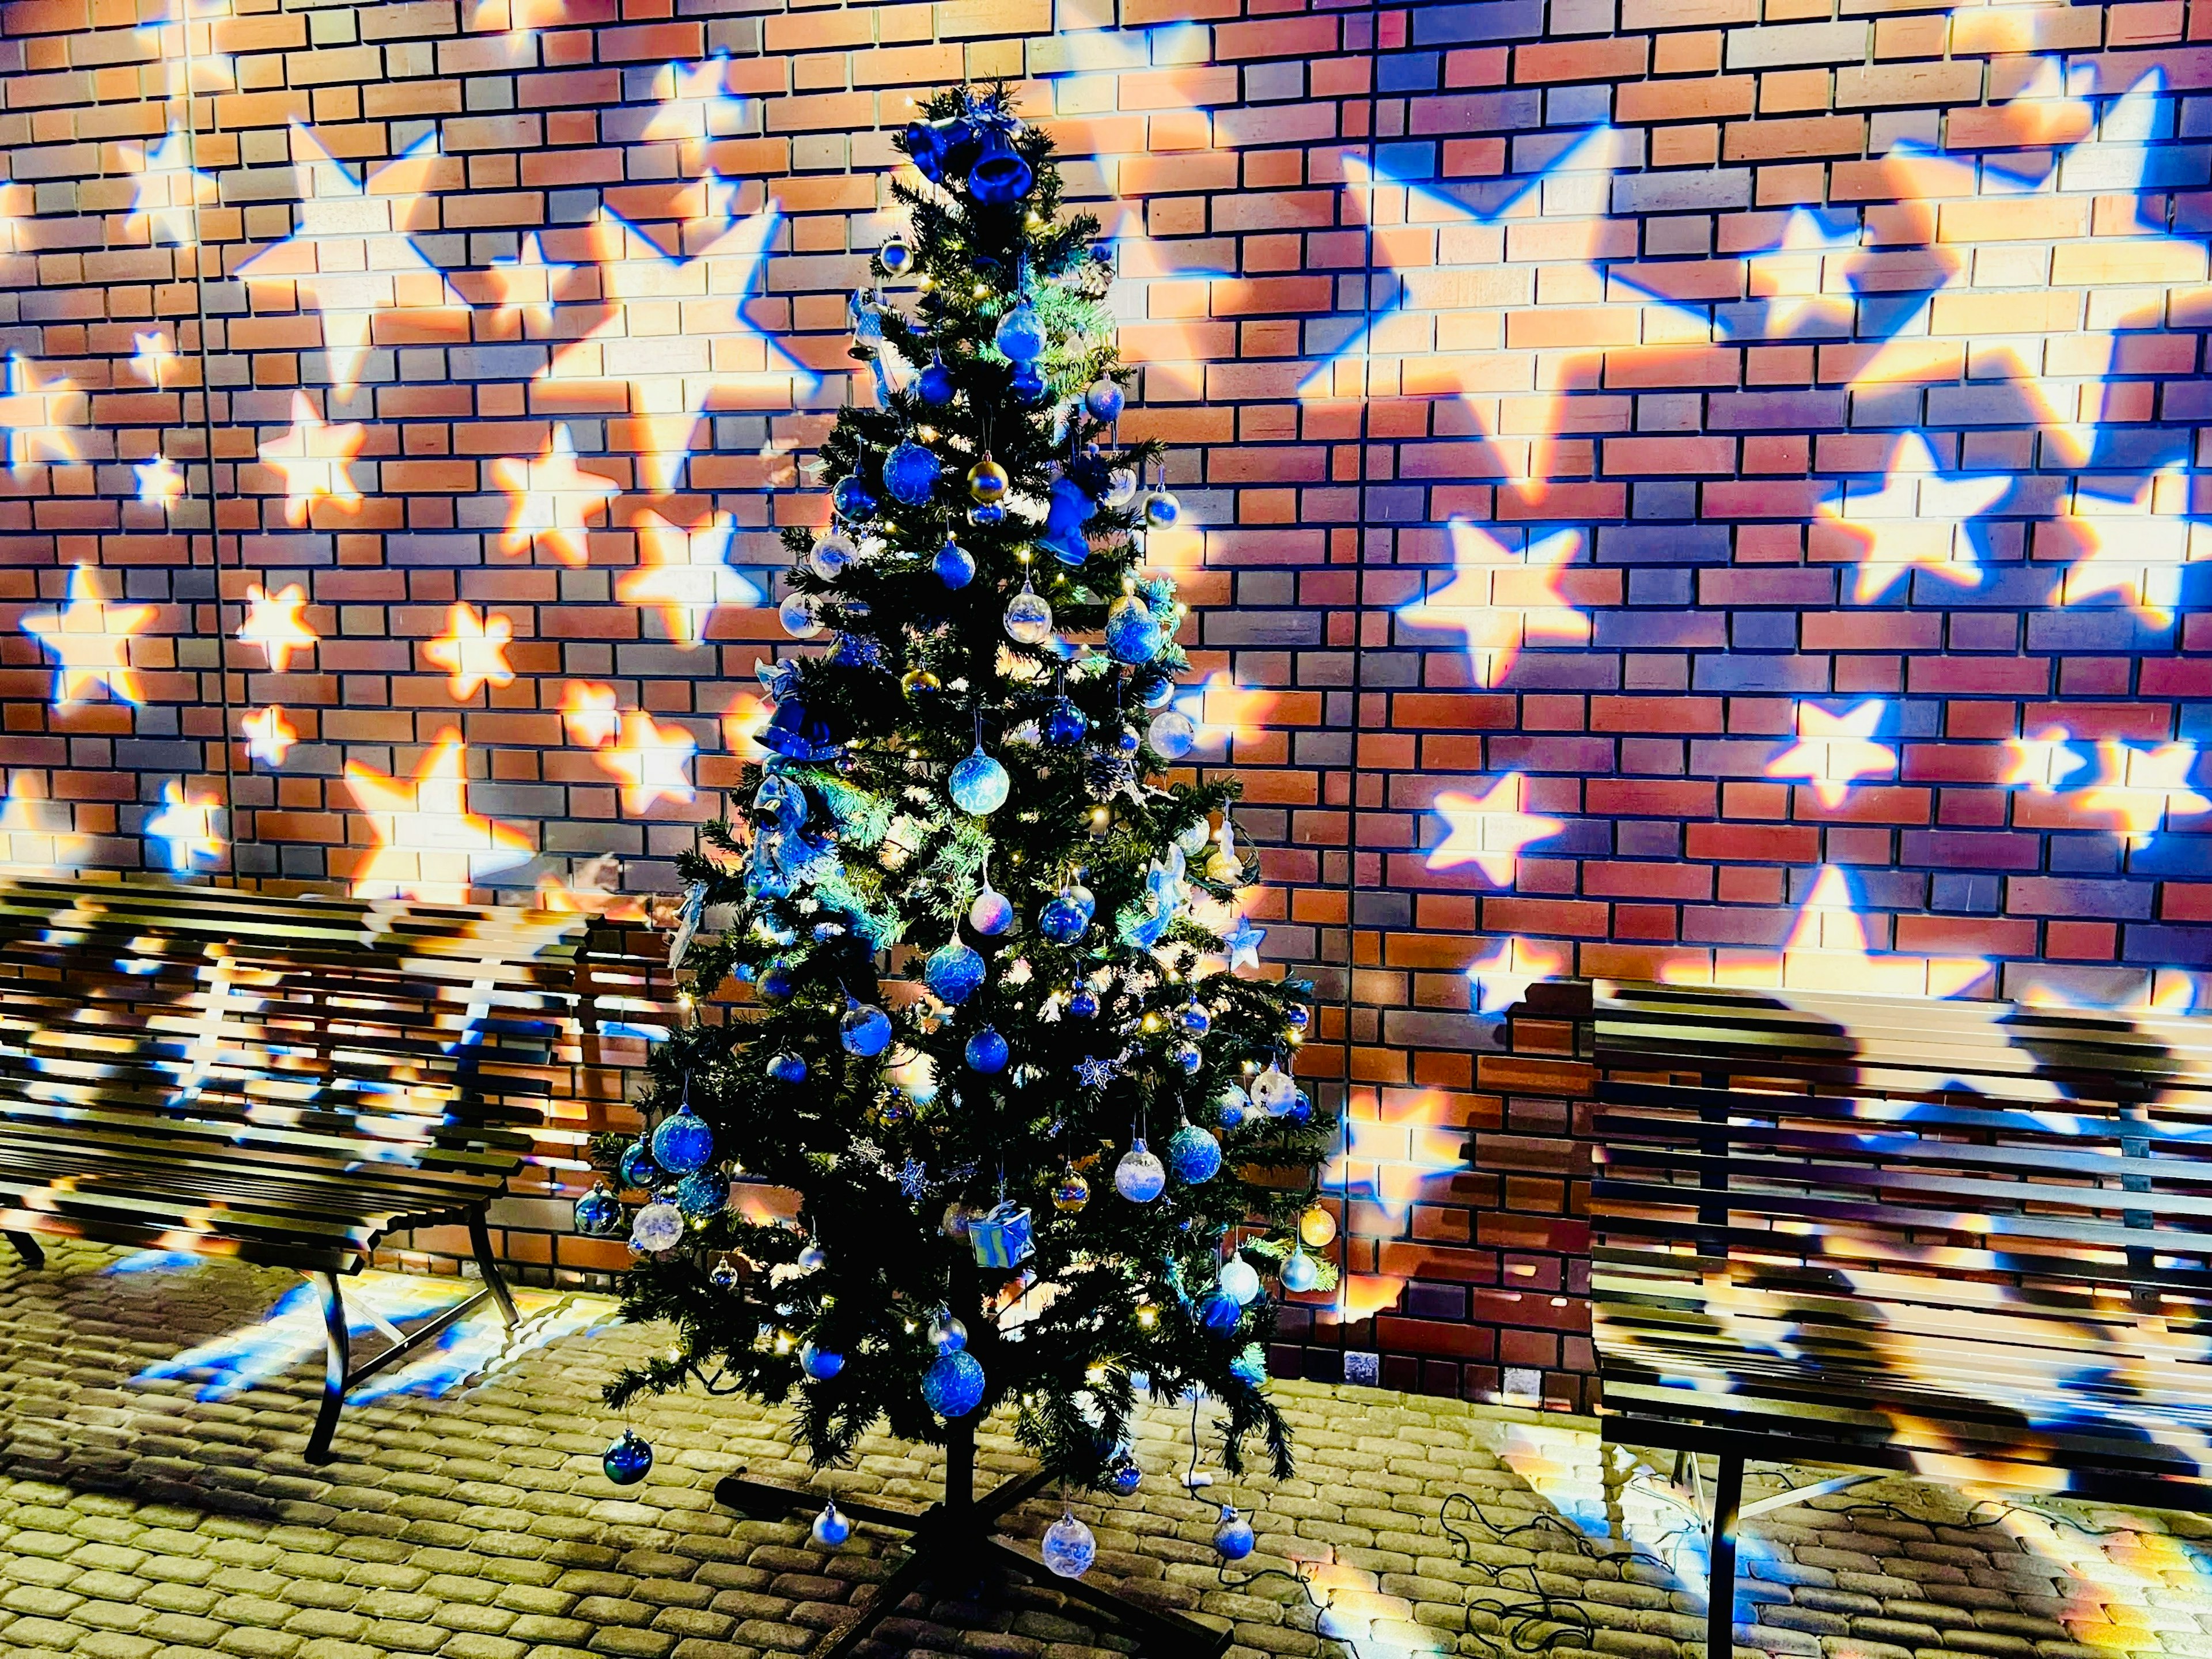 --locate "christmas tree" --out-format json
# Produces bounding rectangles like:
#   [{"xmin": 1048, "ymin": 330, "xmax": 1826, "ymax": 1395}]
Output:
[{"xmin": 581, "ymin": 85, "xmax": 1336, "ymax": 1529}]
